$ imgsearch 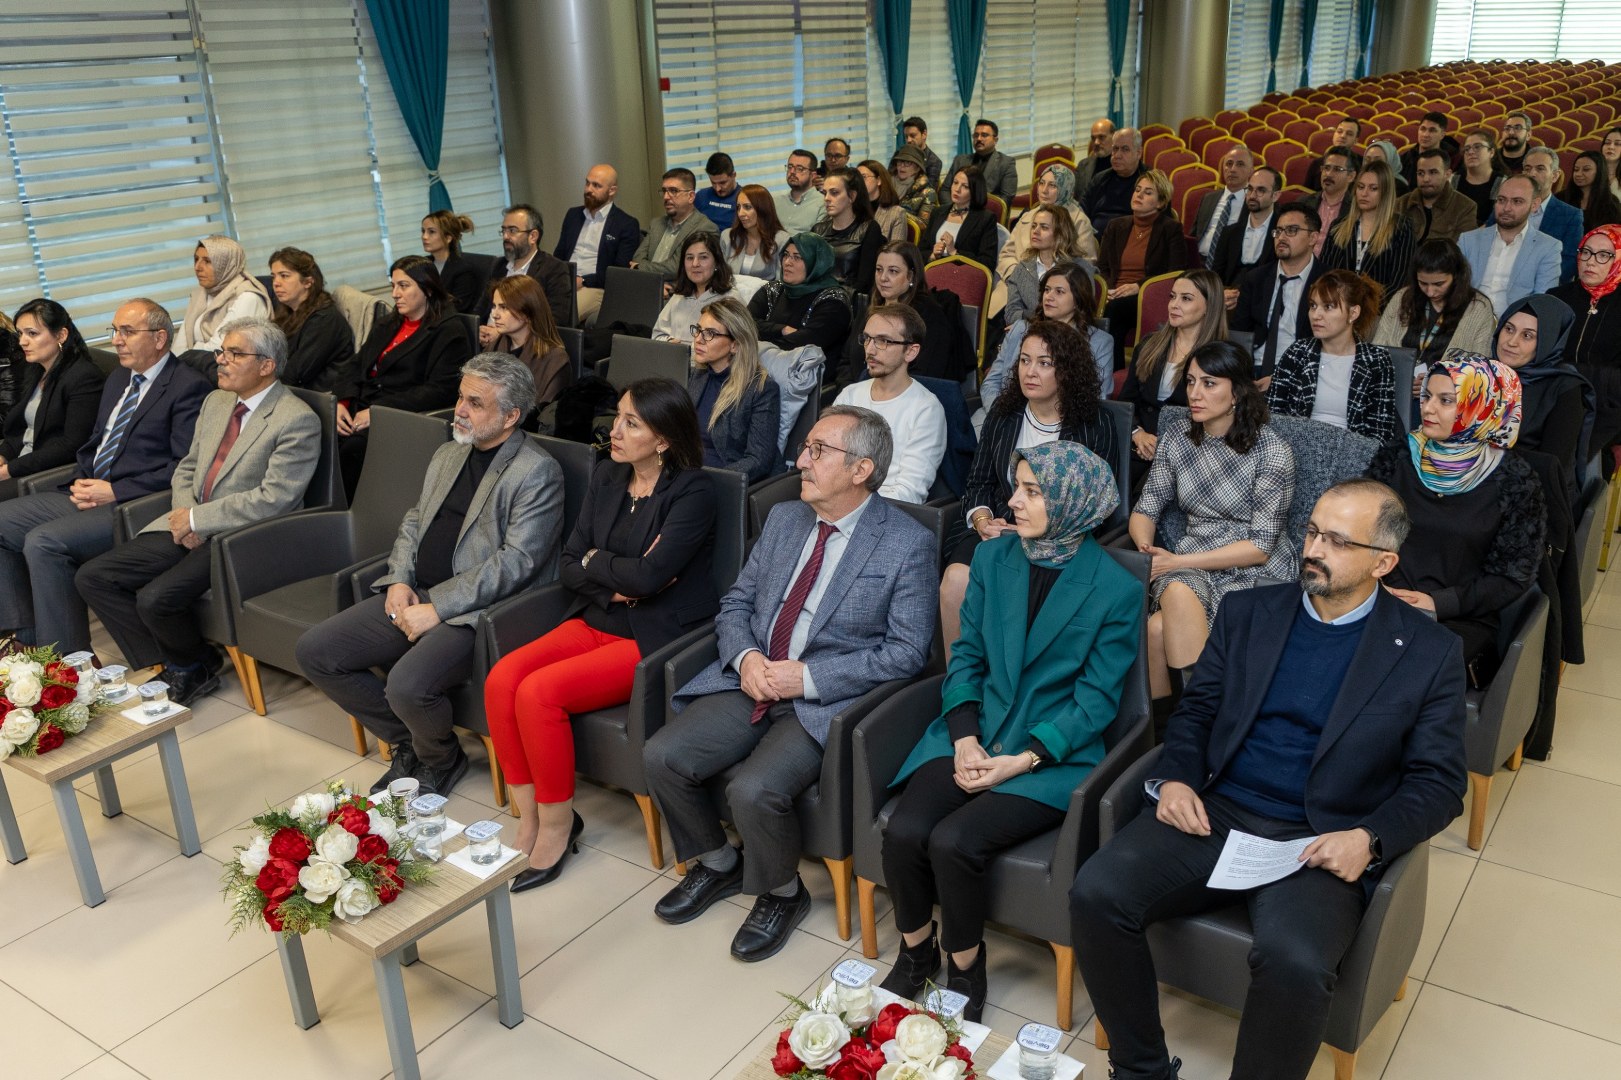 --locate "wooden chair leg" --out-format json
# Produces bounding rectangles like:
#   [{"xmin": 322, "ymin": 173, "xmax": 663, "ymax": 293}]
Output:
[
  {"xmin": 634, "ymin": 793, "xmax": 665, "ymax": 869},
  {"xmin": 347, "ymin": 715, "xmax": 369, "ymax": 757},
  {"xmin": 1049, "ymin": 942, "xmax": 1075, "ymax": 1031},
  {"xmin": 1601, "ymin": 476, "xmax": 1619, "ymax": 571},
  {"xmin": 223, "ymin": 646, "xmax": 248, "ymax": 701},
  {"xmin": 1506, "ymin": 742, "xmax": 1523, "ymax": 772},
  {"xmin": 1330, "ymin": 1046, "xmax": 1357, "ymax": 1080},
  {"xmin": 237, "ymin": 652, "xmax": 268, "ymax": 716},
  {"xmin": 1395, "ymin": 975, "xmax": 1409, "ymax": 1001},
  {"xmin": 1094, "ymin": 1018, "xmax": 1110, "ymax": 1051},
  {"xmin": 857, "ymin": 877, "xmax": 880, "ymax": 959},
  {"xmin": 675, "ymin": 860, "xmax": 687, "ymax": 876},
  {"xmin": 480, "ymin": 736, "xmax": 507, "ymax": 807},
  {"xmin": 823, "ymin": 855, "xmax": 853, "ymax": 941},
  {"xmin": 1467, "ymin": 771, "xmax": 1492, "ymax": 850}
]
